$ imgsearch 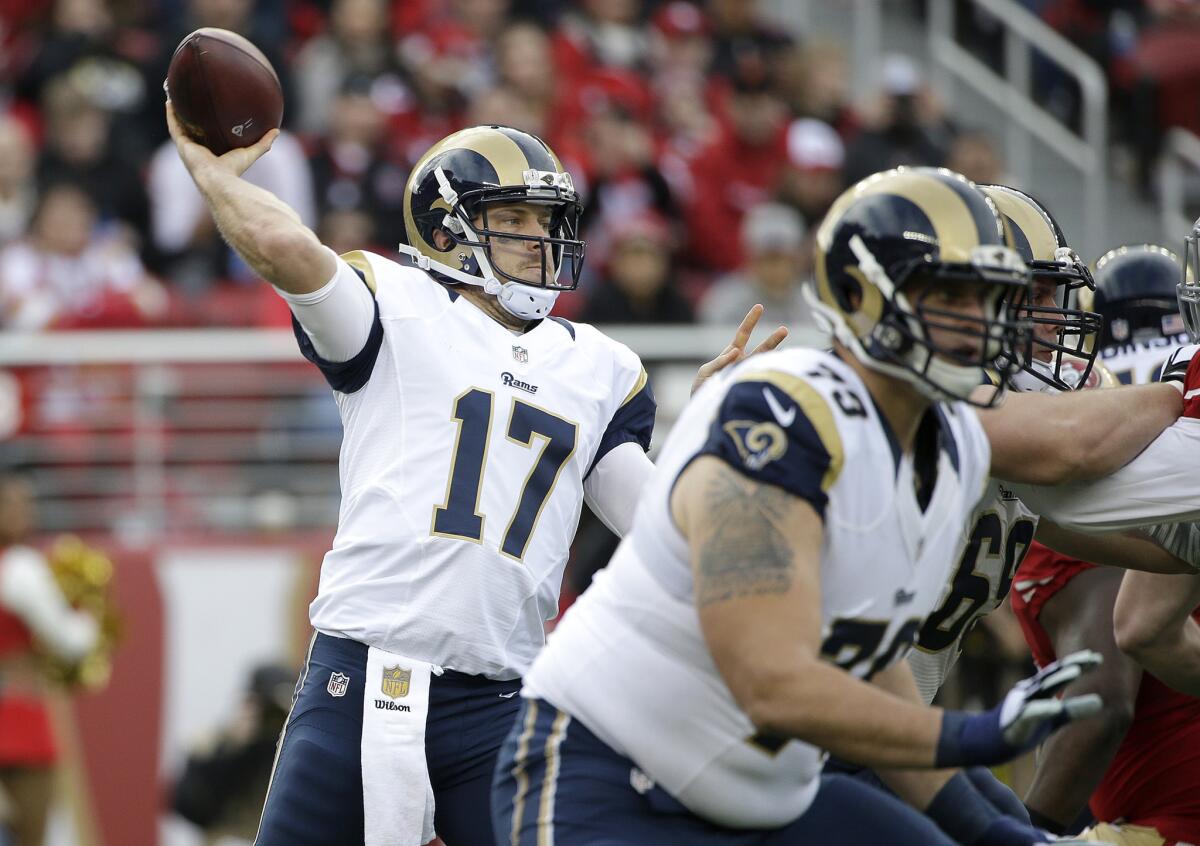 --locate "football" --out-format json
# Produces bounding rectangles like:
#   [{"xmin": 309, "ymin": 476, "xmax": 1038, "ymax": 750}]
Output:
[{"xmin": 166, "ymin": 28, "xmax": 283, "ymax": 156}]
